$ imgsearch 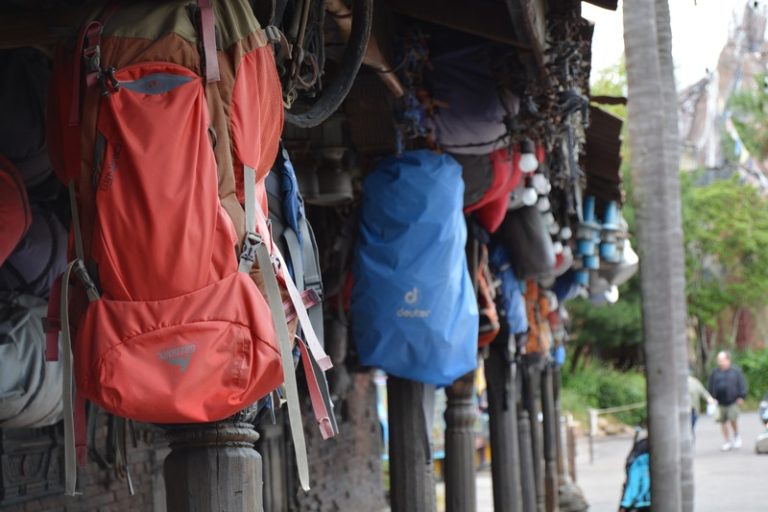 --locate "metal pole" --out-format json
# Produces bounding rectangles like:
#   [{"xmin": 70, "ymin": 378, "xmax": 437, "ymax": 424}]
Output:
[
  {"xmin": 387, "ymin": 376, "xmax": 437, "ymax": 512},
  {"xmin": 444, "ymin": 369, "xmax": 478, "ymax": 512},
  {"xmin": 540, "ymin": 364, "xmax": 559, "ymax": 512},
  {"xmin": 164, "ymin": 421, "xmax": 263, "ymax": 512},
  {"xmin": 485, "ymin": 337, "xmax": 523, "ymax": 511}
]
